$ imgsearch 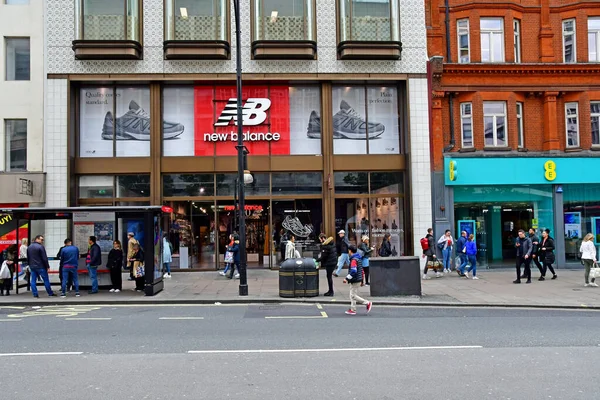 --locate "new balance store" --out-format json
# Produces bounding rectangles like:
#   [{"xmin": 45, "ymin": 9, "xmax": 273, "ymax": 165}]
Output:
[
  {"xmin": 445, "ymin": 156, "xmax": 600, "ymax": 268},
  {"xmin": 71, "ymin": 80, "xmax": 411, "ymax": 269}
]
